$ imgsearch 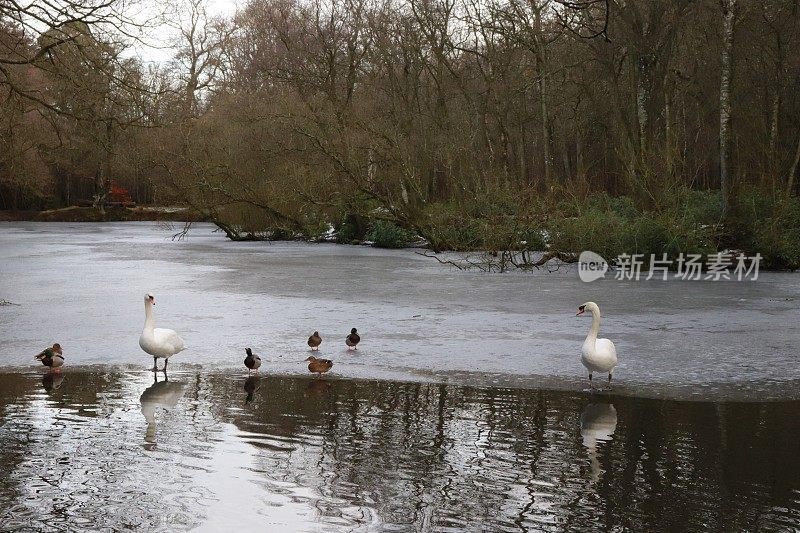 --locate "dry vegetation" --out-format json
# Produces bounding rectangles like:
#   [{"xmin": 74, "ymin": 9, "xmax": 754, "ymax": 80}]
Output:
[{"xmin": 1, "ymin": 0, "xmax": 799, "ymax": 267}]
